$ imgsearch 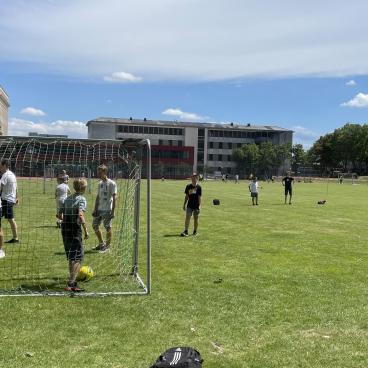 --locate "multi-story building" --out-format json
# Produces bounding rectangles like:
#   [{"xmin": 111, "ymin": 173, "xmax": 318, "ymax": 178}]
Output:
[
  {"xmin": 87, "ymin": 117, "xmax": 293, "ymax": 177},
  {"xmin": 0, "ymin": 85, "xmax": 9, "ymax": 136}
]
